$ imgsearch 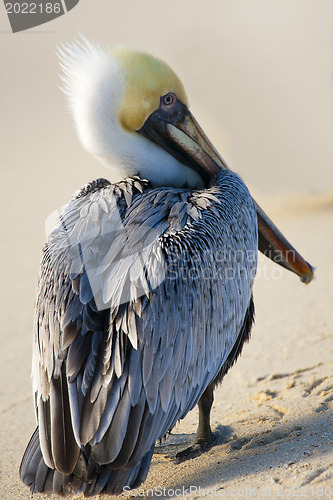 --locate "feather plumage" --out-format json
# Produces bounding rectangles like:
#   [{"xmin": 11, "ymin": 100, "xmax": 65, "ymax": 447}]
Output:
[{"xmin": 20, "ymin": 171, "xmax": 257, "ymax": 495}]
